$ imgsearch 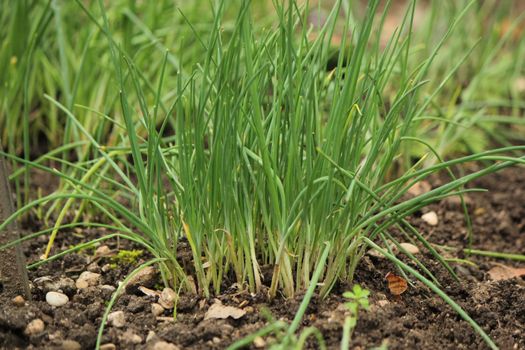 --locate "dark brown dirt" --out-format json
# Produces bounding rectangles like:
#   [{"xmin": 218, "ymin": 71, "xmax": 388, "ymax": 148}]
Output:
[{"xmin": 0, "ymin": 167, "xmax": 524, "ymax": 350}]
